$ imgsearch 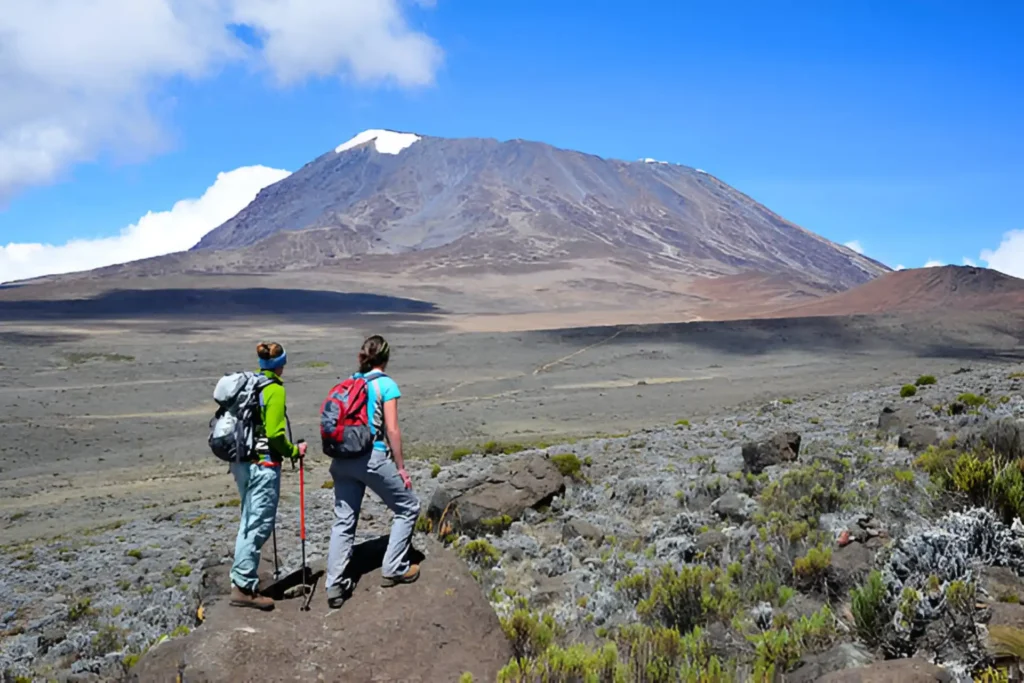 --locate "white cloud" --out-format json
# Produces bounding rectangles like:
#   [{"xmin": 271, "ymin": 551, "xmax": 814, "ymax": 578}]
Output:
[
  {"xmin": 980, "ymin": 229, "xmax": 1024, "ymax": 278},
  {"xmin": 843, "ymin": 240, "xmax": 864, "ymax": 254},
  {"xmin": 895, "ymin": 264, "xmax": 906, "ymax": 270},
  {"xmin": 0, "ymin": 164, "xmax": 290, "ymax": 283},
  {"xmin": 923, "ymin": 260, "xmax": 944, "ymax": 268},
  {"xmin": 0, "ymin": 0, "xmax": 442, "ymax": 200},
  {"xmin": 962, "ymin": 257, "xmax": 977, "ymax": 267}
]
